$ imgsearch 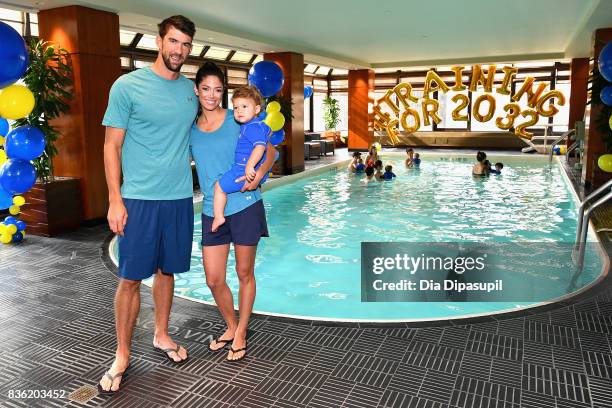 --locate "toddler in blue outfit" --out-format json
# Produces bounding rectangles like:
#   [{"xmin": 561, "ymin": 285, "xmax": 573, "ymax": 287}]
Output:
[
  {"xmin": 383, "ymin": 165, "xmax": 396, "ymax": 180},
  {"xmin": 212, "ymin": 86, "xmax": 270, "ymax": 232}
]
